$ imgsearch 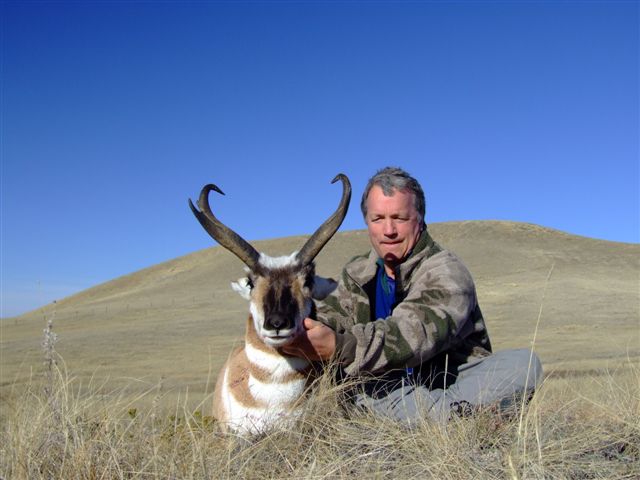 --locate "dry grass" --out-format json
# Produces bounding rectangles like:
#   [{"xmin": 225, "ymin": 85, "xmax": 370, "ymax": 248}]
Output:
[{"xmin": 1, "ymin": 330, "xmax": 638, "ymax": 479}]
